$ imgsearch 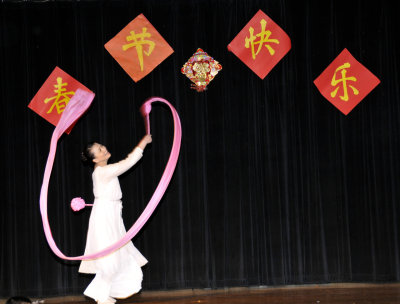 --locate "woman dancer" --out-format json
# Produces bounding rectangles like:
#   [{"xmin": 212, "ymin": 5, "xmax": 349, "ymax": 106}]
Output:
[{"xmin": 79, "ymin": 134, "xmax": 152, "ymax": 304}]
